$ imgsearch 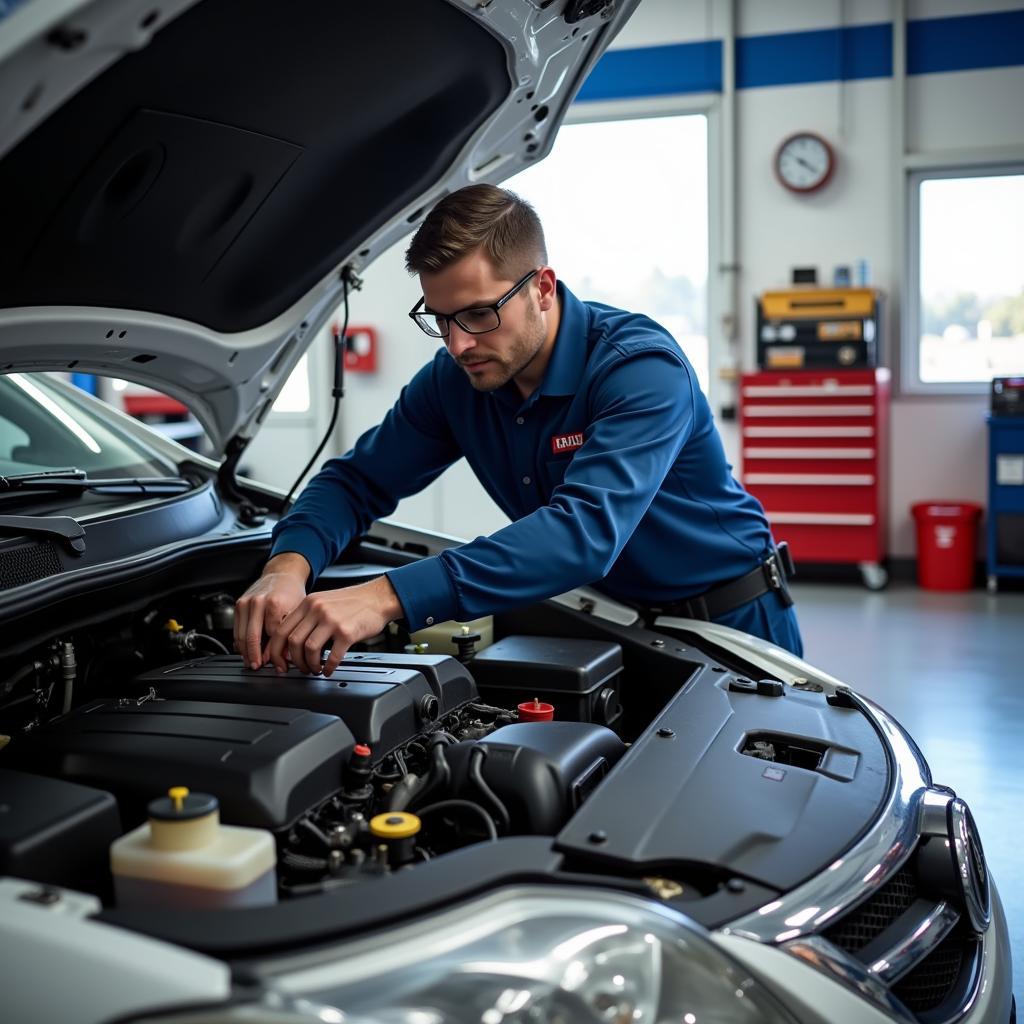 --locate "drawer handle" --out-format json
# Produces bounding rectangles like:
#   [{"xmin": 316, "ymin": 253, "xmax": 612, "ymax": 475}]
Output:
[
  {"xmin": 744, "ymin": 448, "xmax": 875, "ymax": 459},
  {"xmin": 742, "ymin": 386, "xmax": 875, "ymax": 397},
  {"xmin": 745, "ymin": 405, "xmax": 874, "ymax": 417},
  {"xmin": 743, "ymin": 426, "xmax": 874, "ymax": 438},
  {"xmin": 746, "ymin": 473, "xmax": 875, "ymax": 485},
  {"xmin": 766, "ymin": 512, "xmax": 875, "ymax": 526}
]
